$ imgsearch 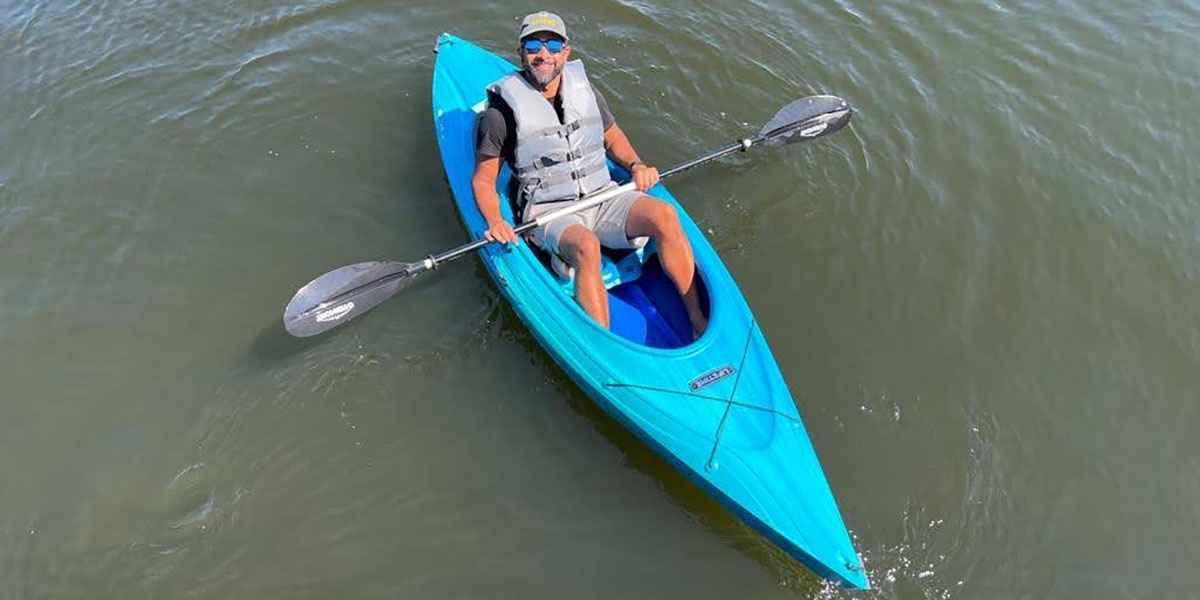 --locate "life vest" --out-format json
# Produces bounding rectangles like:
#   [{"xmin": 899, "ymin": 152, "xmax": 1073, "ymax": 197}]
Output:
[{"xmin": 487, "ymin": 60, "xmax": 611, "ymax": 209}]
